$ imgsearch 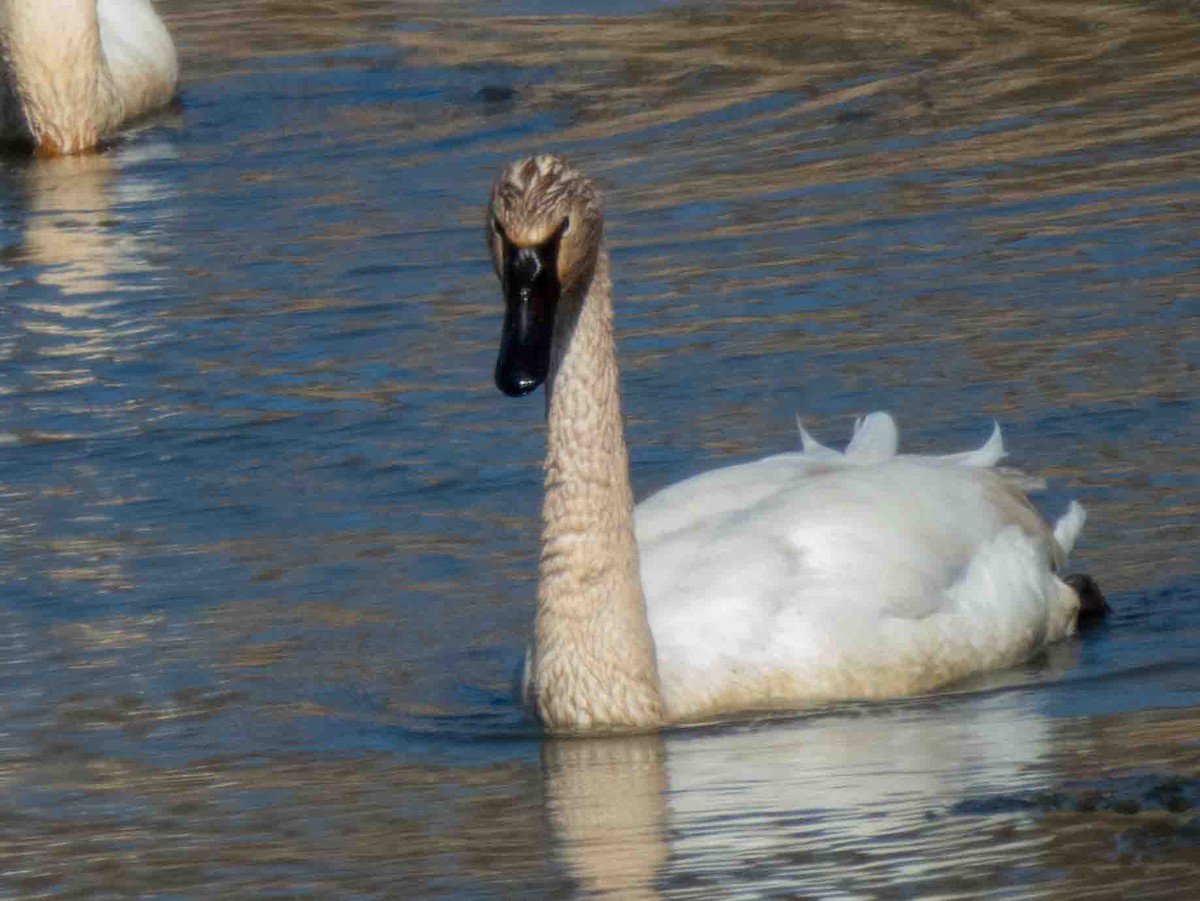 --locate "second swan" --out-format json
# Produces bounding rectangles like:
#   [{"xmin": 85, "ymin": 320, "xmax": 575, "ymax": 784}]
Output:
[{"xmin": 0, "ymin": 0, "xmax": 177, "ymax": 154}]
